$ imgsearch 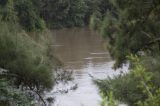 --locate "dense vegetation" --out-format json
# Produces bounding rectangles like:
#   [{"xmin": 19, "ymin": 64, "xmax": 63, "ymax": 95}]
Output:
[
  {"xmin": 90, "ymin": 0, "xmax": 160, "ymax": 105},
  {"xmin": 0, "ymin": 0, "xmax": 101, "ymax": 105},
  {"xmin": 0, "ymin": 0, "xmax": 58, "ymax": 105},
  {"xmin": 0, "ymin": 0, "xmax": 115, "ymax": 30},
  {"xmin": 1, "ymin": 0, "xmax": 160, "ymax": 105}
]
